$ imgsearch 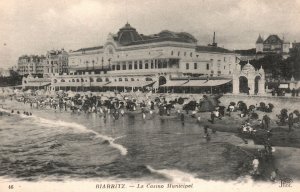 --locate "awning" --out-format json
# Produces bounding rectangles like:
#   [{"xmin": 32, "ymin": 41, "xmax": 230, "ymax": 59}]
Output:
[
  {"xmin": 160, "ymin": 80, "xmax": 188, "ymax": 87},
  {"xmin": 181, "ymin": 80, "xmax": 207, "ymax": 87},
  {"xmin": 24, "ymin": 82, "xmax": 51, "ymax": 87},
  {"xmin": 104, "ymin": 81, "xmax": 155, "ymax": 88},
  {"xmin": 166, "ymin": 79, "xmax": 232, "ymax": 87},
  {"xmin": 198, "ymin": 79, "xmax": 232, "ymax": 87}
]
